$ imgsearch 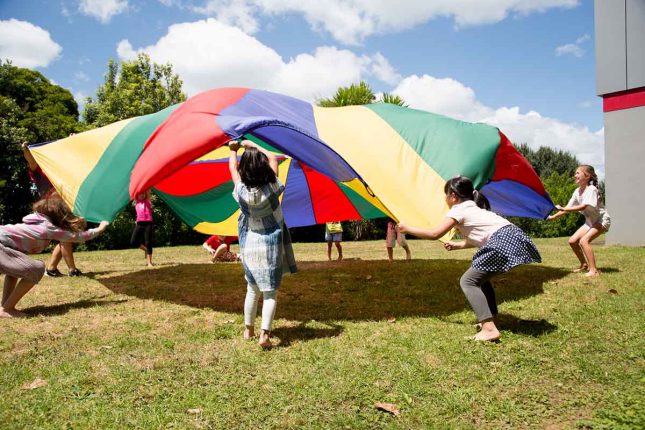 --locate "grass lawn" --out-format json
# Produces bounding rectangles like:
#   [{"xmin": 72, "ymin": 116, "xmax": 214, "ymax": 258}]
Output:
[{"xmin": 1, "ymin": 237, "xmax": 643, "ymax": 429}]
